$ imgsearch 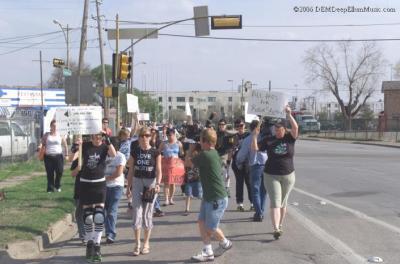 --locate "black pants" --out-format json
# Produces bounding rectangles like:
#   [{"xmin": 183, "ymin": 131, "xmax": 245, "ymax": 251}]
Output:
[
  {"xmin": 44, "ymin": 154, "xmax": 64, "ymax": 192},
  {"xmin": 232, "ymin": 165, "xmax": 252, "ymax": 205}
]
